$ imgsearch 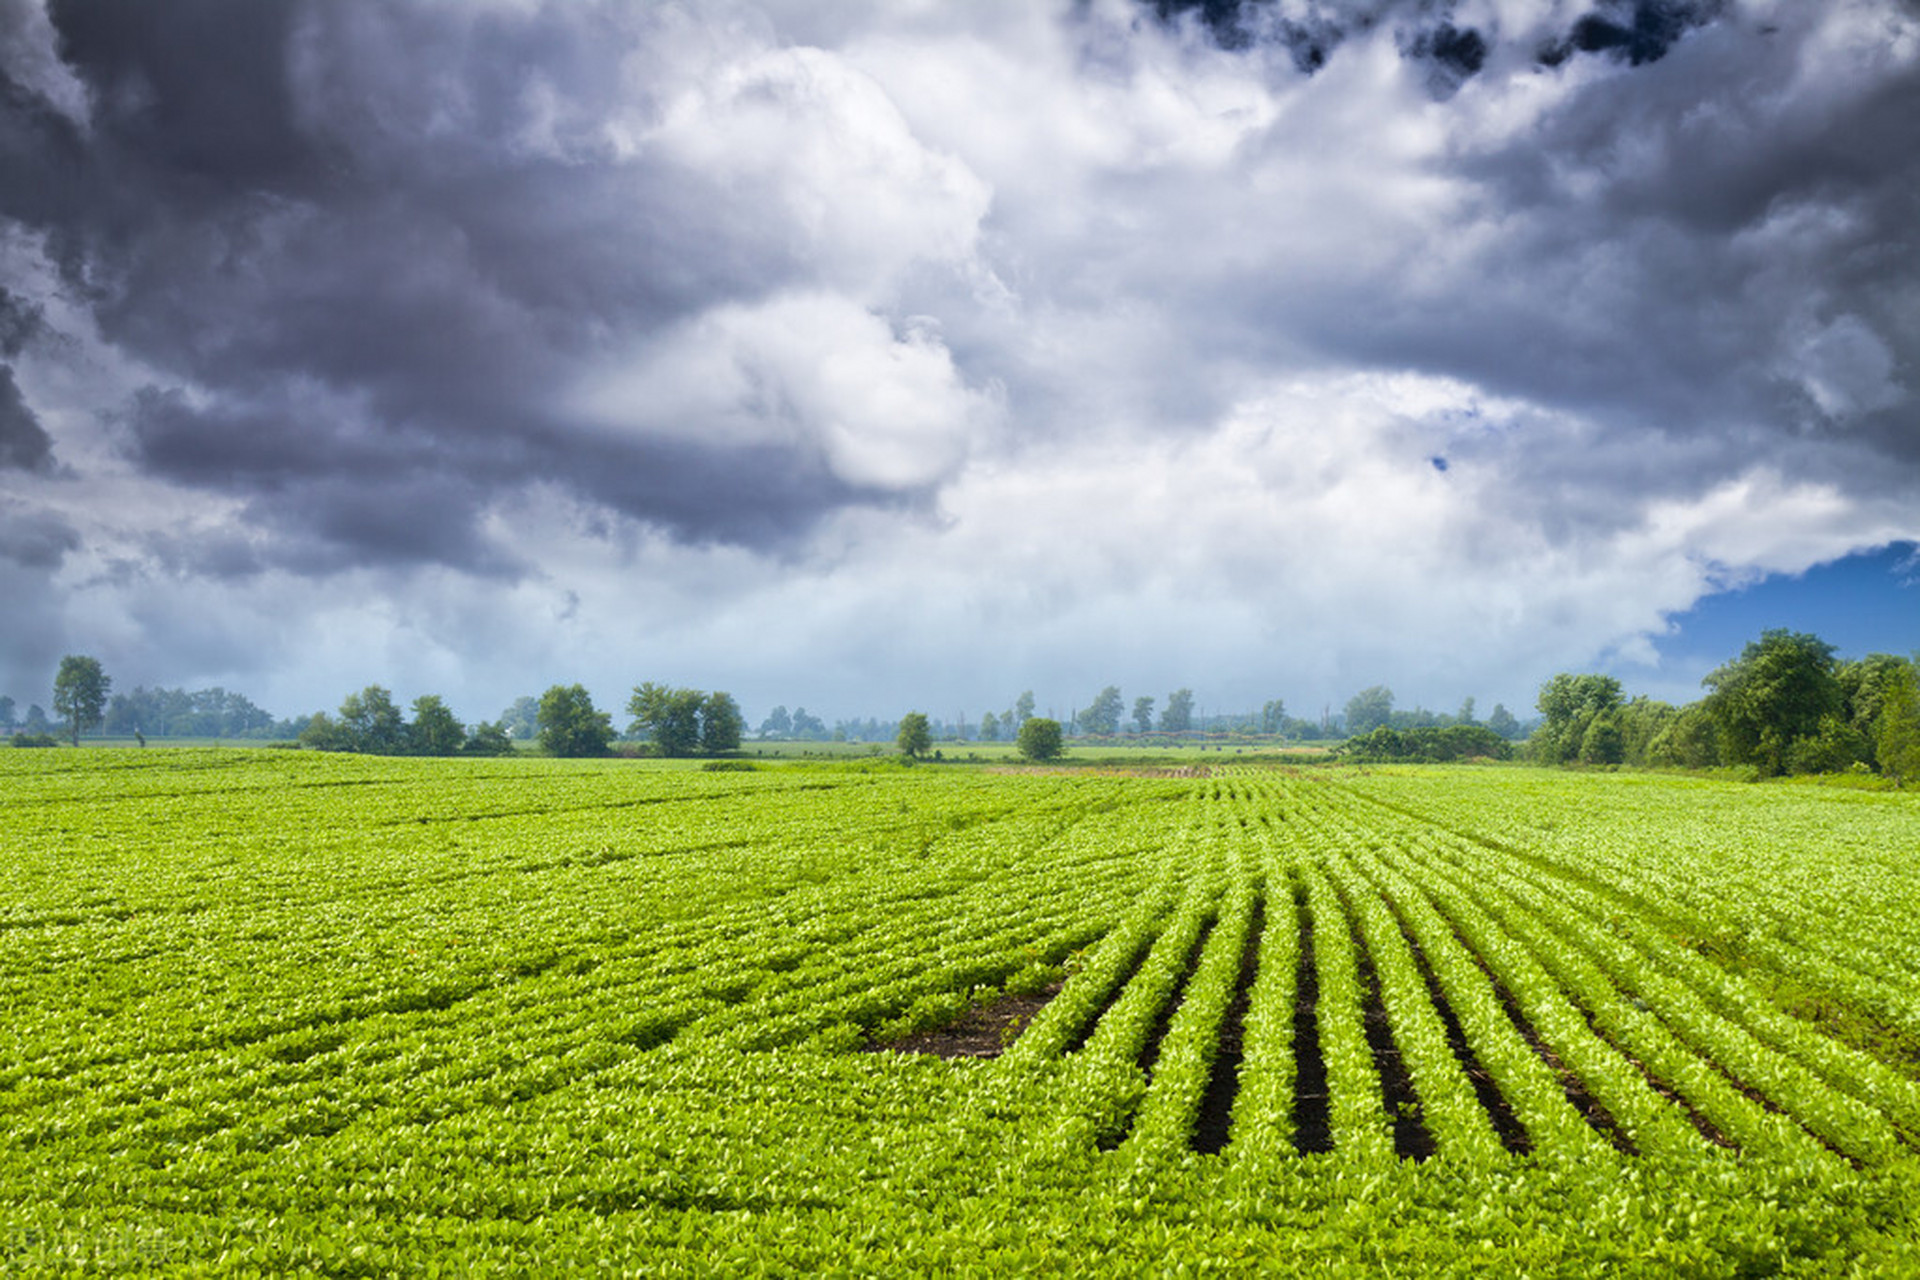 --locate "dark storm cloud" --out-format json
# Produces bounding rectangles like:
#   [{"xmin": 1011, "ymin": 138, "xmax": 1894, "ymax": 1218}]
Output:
[
  {"xmin": 1122, "ymin": 0, "xmax": 1920, "ymax": 514},
  {"xmin": 125, "ymin": 380, "xmax": 885, "ymax": 576},
  {"xmin": 2, "ymin": 0, "xmax": 939, "ymax": 574},
  {"xmin": 1142, "ymin": 0, "xmax": 1720, "ymax": 69},
  {"xmin": 0, "ymin": 285, "xmax": 44, "ymax": 355},
  {"xmin": 1453, "ymin": 14, "xmax": 1920, "ymax": 478},
  {"xmin": 46, "ymin": 0, "xmax": 316, "ymax": 189},
  {"xmin": 0, "ymin": 496, "xmax": 75, "ymax": 567},
  {"xmin": 0, "ymin": 363, "xmax": 51, "ymax": 470},
  {"xmin": 1538, "ymin": 0, "xmax": 1724, "ymax": 67}
]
